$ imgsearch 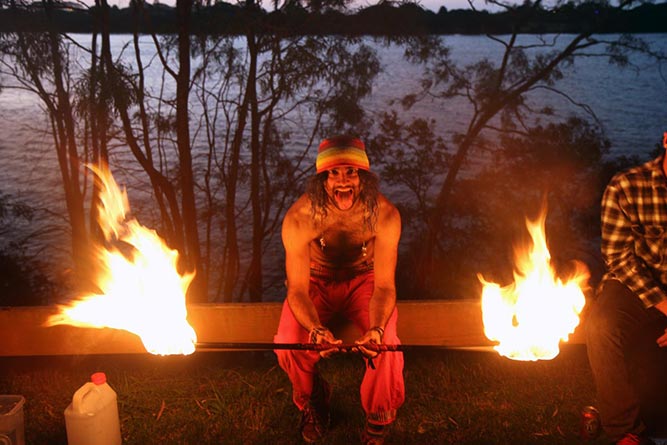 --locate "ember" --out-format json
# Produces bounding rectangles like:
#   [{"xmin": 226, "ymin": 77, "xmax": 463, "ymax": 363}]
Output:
[
  {"xmin": 479, "ymin": 207, "xmax": 589, "ymax": 361},
  {"xmin": 46, "ymin": 163, "xmax": 197, "ymax": 356}
]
